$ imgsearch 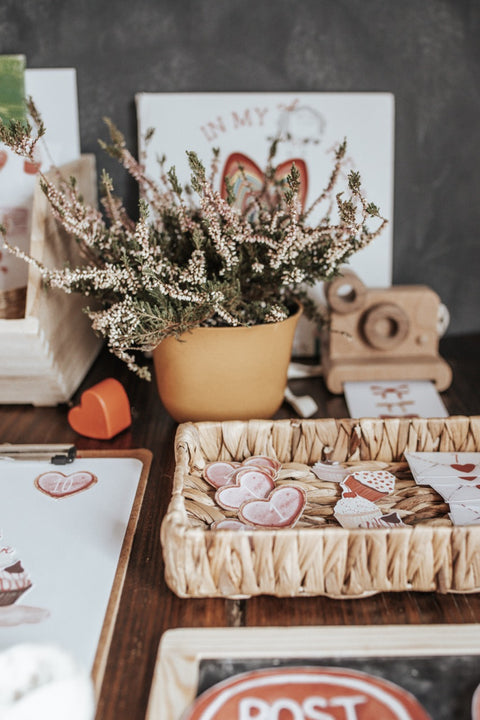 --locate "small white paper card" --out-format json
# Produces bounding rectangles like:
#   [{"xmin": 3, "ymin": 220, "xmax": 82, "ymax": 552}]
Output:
[
  {"xmin": 136, "ymin": 92, "xmax": 394, "ymax": 355},
  {"xmin": 0, "ymin": 68, "xmax": 80, "ymax": 291},
  {"xmin": 344, "ymin": 379, "xmax": 449, "ymax": 419}
]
